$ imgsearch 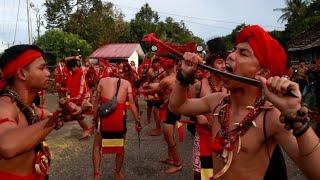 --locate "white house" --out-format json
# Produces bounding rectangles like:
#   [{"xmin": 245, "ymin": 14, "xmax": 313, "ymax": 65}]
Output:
[{"xmin": 90, "ymin": 43, "xmax": 145, "ymax": 70}]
